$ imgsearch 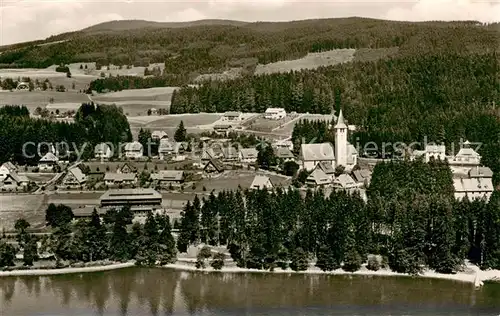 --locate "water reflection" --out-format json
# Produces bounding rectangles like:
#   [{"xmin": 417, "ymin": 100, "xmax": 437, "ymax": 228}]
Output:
[{"xmin": 1, "ymin": 268, "xmax": 500, "ymax": 316}]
